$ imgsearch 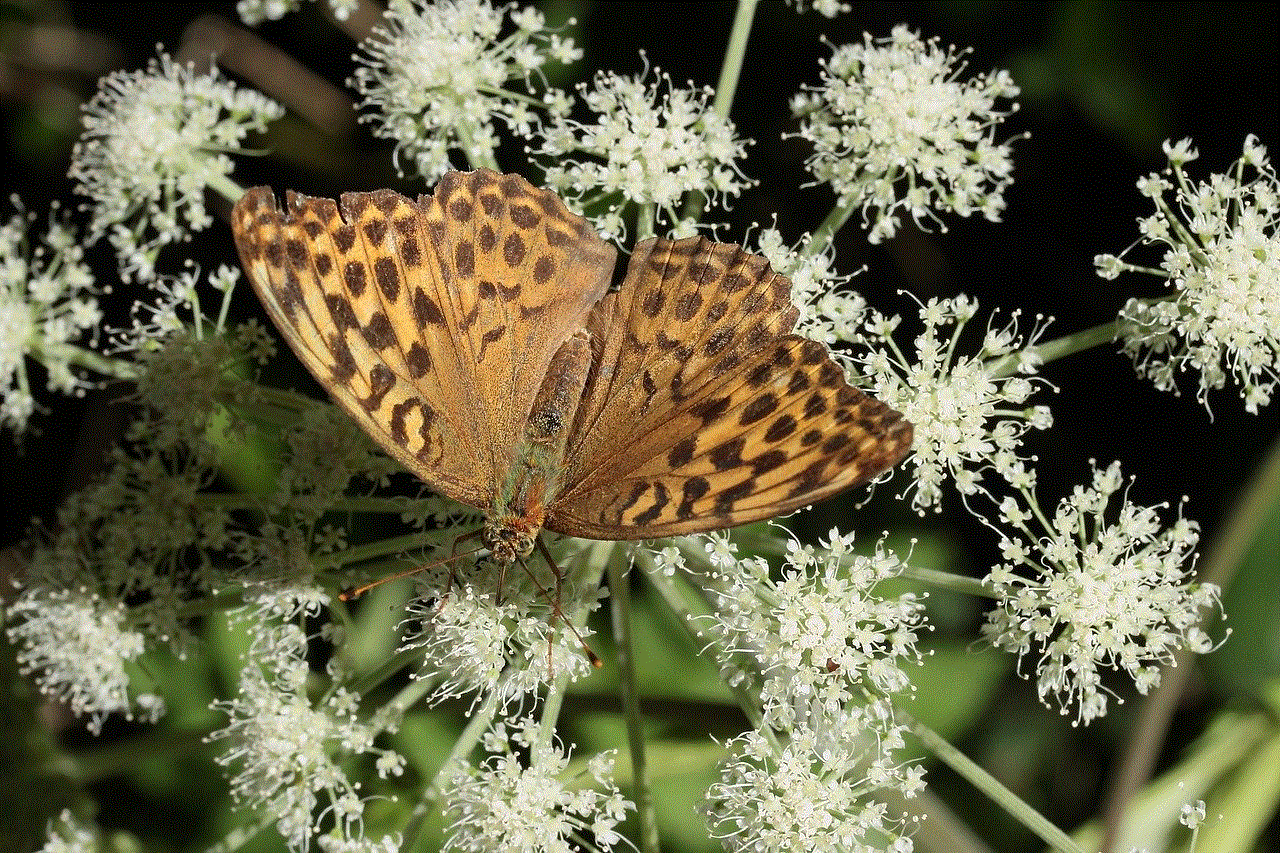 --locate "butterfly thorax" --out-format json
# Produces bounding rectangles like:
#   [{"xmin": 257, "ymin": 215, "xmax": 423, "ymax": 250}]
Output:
[{"xmin": 484, "ymin": 330, "xmax": 595, "ymax": 564}]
